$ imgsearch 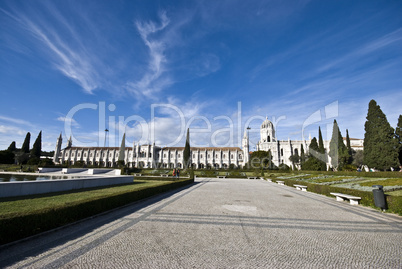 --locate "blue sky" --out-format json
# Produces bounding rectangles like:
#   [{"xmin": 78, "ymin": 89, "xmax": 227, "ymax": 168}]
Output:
[{"xmin": 1, "ymin": 0, "xmax": 401, "ymax": 152}]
